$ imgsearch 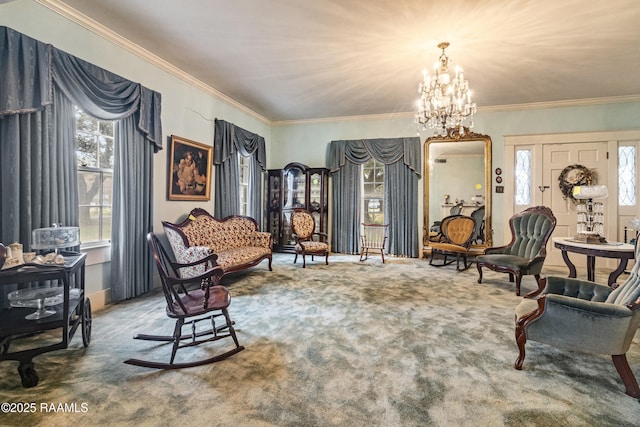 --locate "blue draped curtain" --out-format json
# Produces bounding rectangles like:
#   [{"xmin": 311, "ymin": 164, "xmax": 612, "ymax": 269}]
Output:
[
  {"xmin": 328, "ymin": 137, "xmax": 421, "ymax": 257},
  {"xmin": 0, "ymin": 27, "xmax": 162, "ymax": 301},
  {"xmin": 213, "ymin": 119, "xmax": 266, "ymax": 227}
]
